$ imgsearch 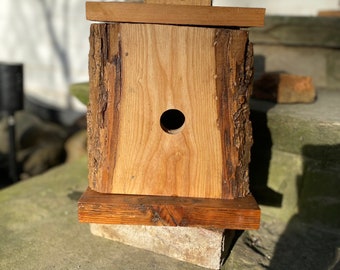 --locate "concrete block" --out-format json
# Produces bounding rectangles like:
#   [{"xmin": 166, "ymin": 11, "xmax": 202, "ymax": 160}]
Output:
[
  {"xmin": 298, "ymin": 155, "xmax": 340, "ymax": 228},
  {"xmin": 250, "ymin": 16, "xmax": 340, "ymax": 48},
  {"xmin": 252, "ymin": 147, "xmax": 340, "ymax": 229},
  {"xmin": 327, "ymin": 50, "xmax": 340, "ymax": 88},
  {"xmin": 251, "ymin": 90, "xmax": 340, "ymax": 156},
  {"xmin": 90, "ymin": 224, "xmax": 233, "ymax": 269},
  {"xmin": 250, "ymin": 90, "xmax": 340, "ymax": 228},
  {"xmin": 250, "ymin": 15, "xmax": 340, "ymax": 90},
  {"xmin": 253, "ymin": 45, "xmax": 328, "ymax": 88}
]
